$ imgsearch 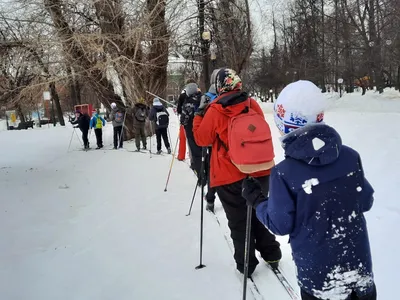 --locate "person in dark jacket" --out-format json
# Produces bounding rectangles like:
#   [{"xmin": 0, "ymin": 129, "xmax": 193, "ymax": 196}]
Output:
[
  {"xmin": 149, "ymin": 98, "xmax": 171, "ymax": 154},
  {"xmin": 110, "ymin": 102, "xmax": 125, "ymax": 149},
  {"xmin": 242, "ymin": 80, "xmax": 376, "ymax": 300},
  {"xmin": 193, "ymin": 68, "xmax": 281, "ymax": 276},
  {"xmin": 70, "ymin": 110, "xmax": 91, "ymax": 149},
  {"xmin": 180, "ymin": 82, "xmax": 203, "ymax": 183},
  {"xmin": 132, "ymin": 98, "xmax": 149, "ymax": 152}
]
